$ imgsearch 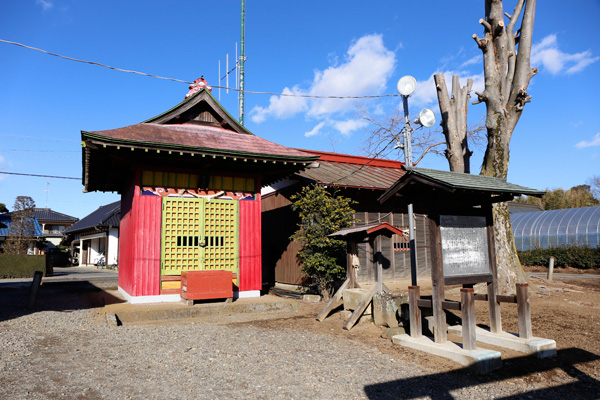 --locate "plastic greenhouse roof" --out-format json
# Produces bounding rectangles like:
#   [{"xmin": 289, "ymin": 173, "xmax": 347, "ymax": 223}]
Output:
[{"xmin": 510, "ymin": 206, "xmax": 600, "ymax": 250}]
